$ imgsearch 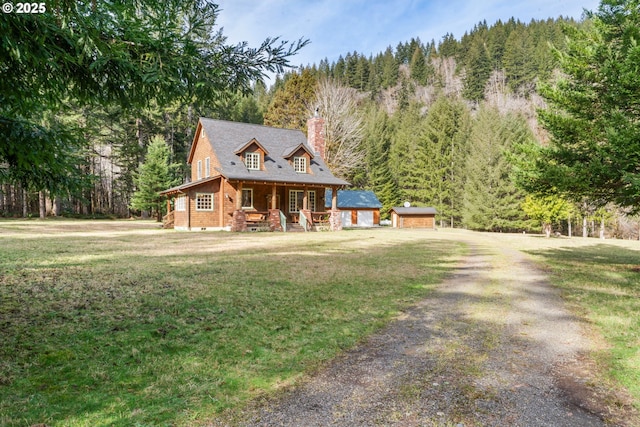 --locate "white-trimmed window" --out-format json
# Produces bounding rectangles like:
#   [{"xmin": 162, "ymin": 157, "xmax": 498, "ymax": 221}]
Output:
[
  {"xmin": 175, "ymin": 195, "xmax": 186, "ymax": 211},
  {"xmin": 245, "ymin": 152, "xmax": 260, "ymax": 170},
  {"xmin": 308, "ymin": 191, "xmax": 316, "ymax": 211},
  {"xmin": 241, "ymin": 188, "xmax": 254, "ymax": 209},
  {"xmin": 294, "ymin": 156, "xmax": 307, "ymax": 173},
  {"xmin": 289, "ymin": 190, "xmax": 315, "ymax": 212},
  {"xmin": 197, "ymin": 160, "xmax": 203, "ymax": 180},
  {"xmin": 196, "ymin": 193, "xmax": 214, "ymax": 211},
  {"xmin": 205, "ymin": 157, "xmax": 211, "ymax": 178}
]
